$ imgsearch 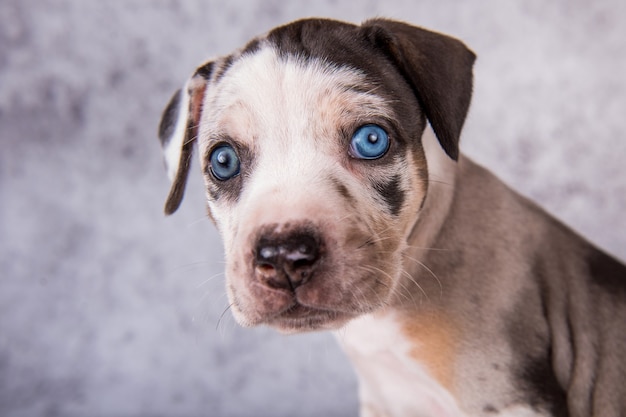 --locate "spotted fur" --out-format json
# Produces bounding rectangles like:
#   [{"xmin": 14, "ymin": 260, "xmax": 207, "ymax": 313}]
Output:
[{"xmin": 158, "ymin": 17, "xmax": 626, "ymax": 417}]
